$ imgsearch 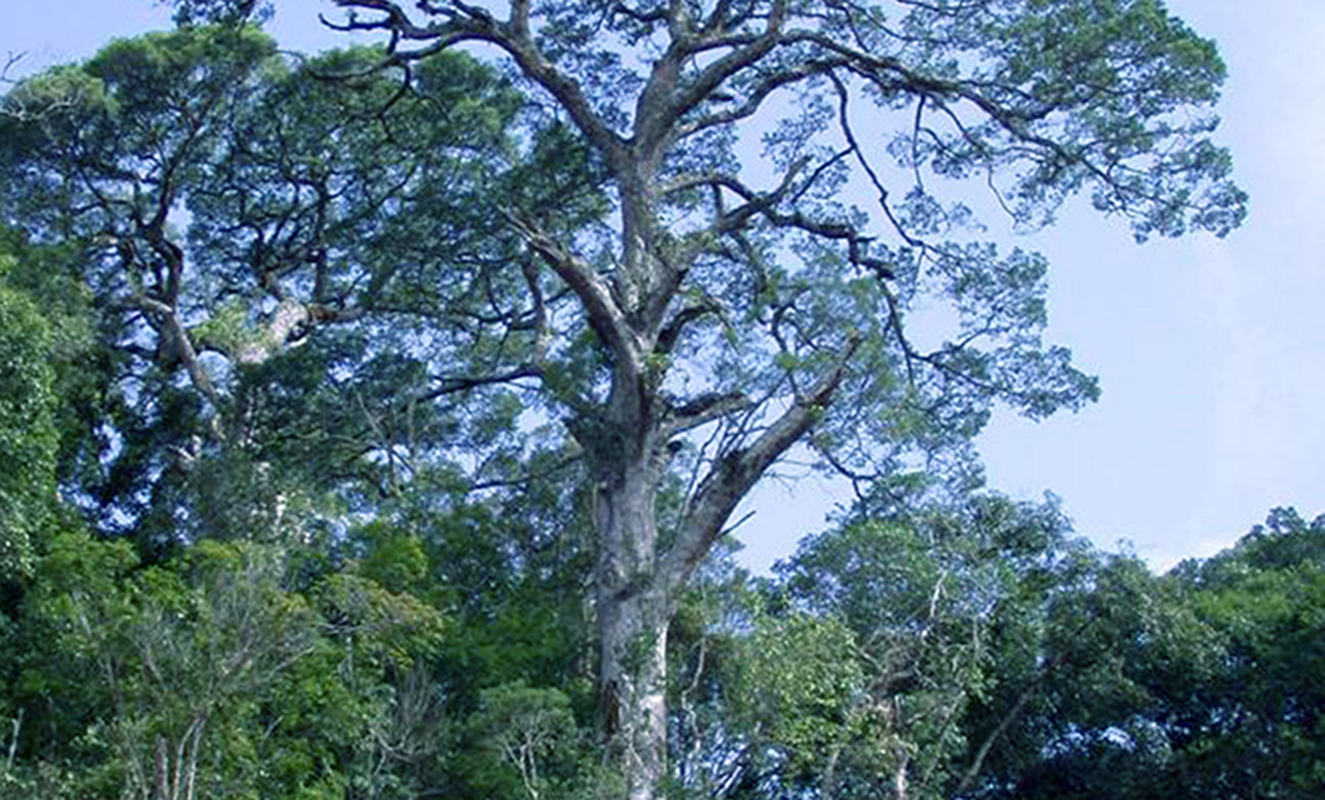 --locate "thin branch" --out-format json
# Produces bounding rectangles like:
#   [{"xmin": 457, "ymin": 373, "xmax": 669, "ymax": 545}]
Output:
[
  {"xmin": 0, "ymin": 51, "xmax": 22, "ymax": 85},
  {"xmin": 421, "ymin": 365, "xmax": 543, "ymax": 400},
  {"xmin": 468, "ymin": 453, "xmax": 581, "ymax": 492}
]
